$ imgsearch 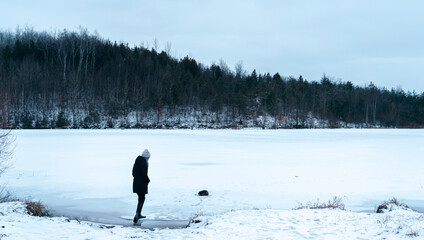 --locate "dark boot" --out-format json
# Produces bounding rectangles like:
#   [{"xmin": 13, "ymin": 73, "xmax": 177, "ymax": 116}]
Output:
[
  {"xmin": 133, "ymin": 212, "xmax": 141, "ymax": 223},
  {"xmin": 133, "ymin": 212, "xmax": 147, "ymax": 223}
]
